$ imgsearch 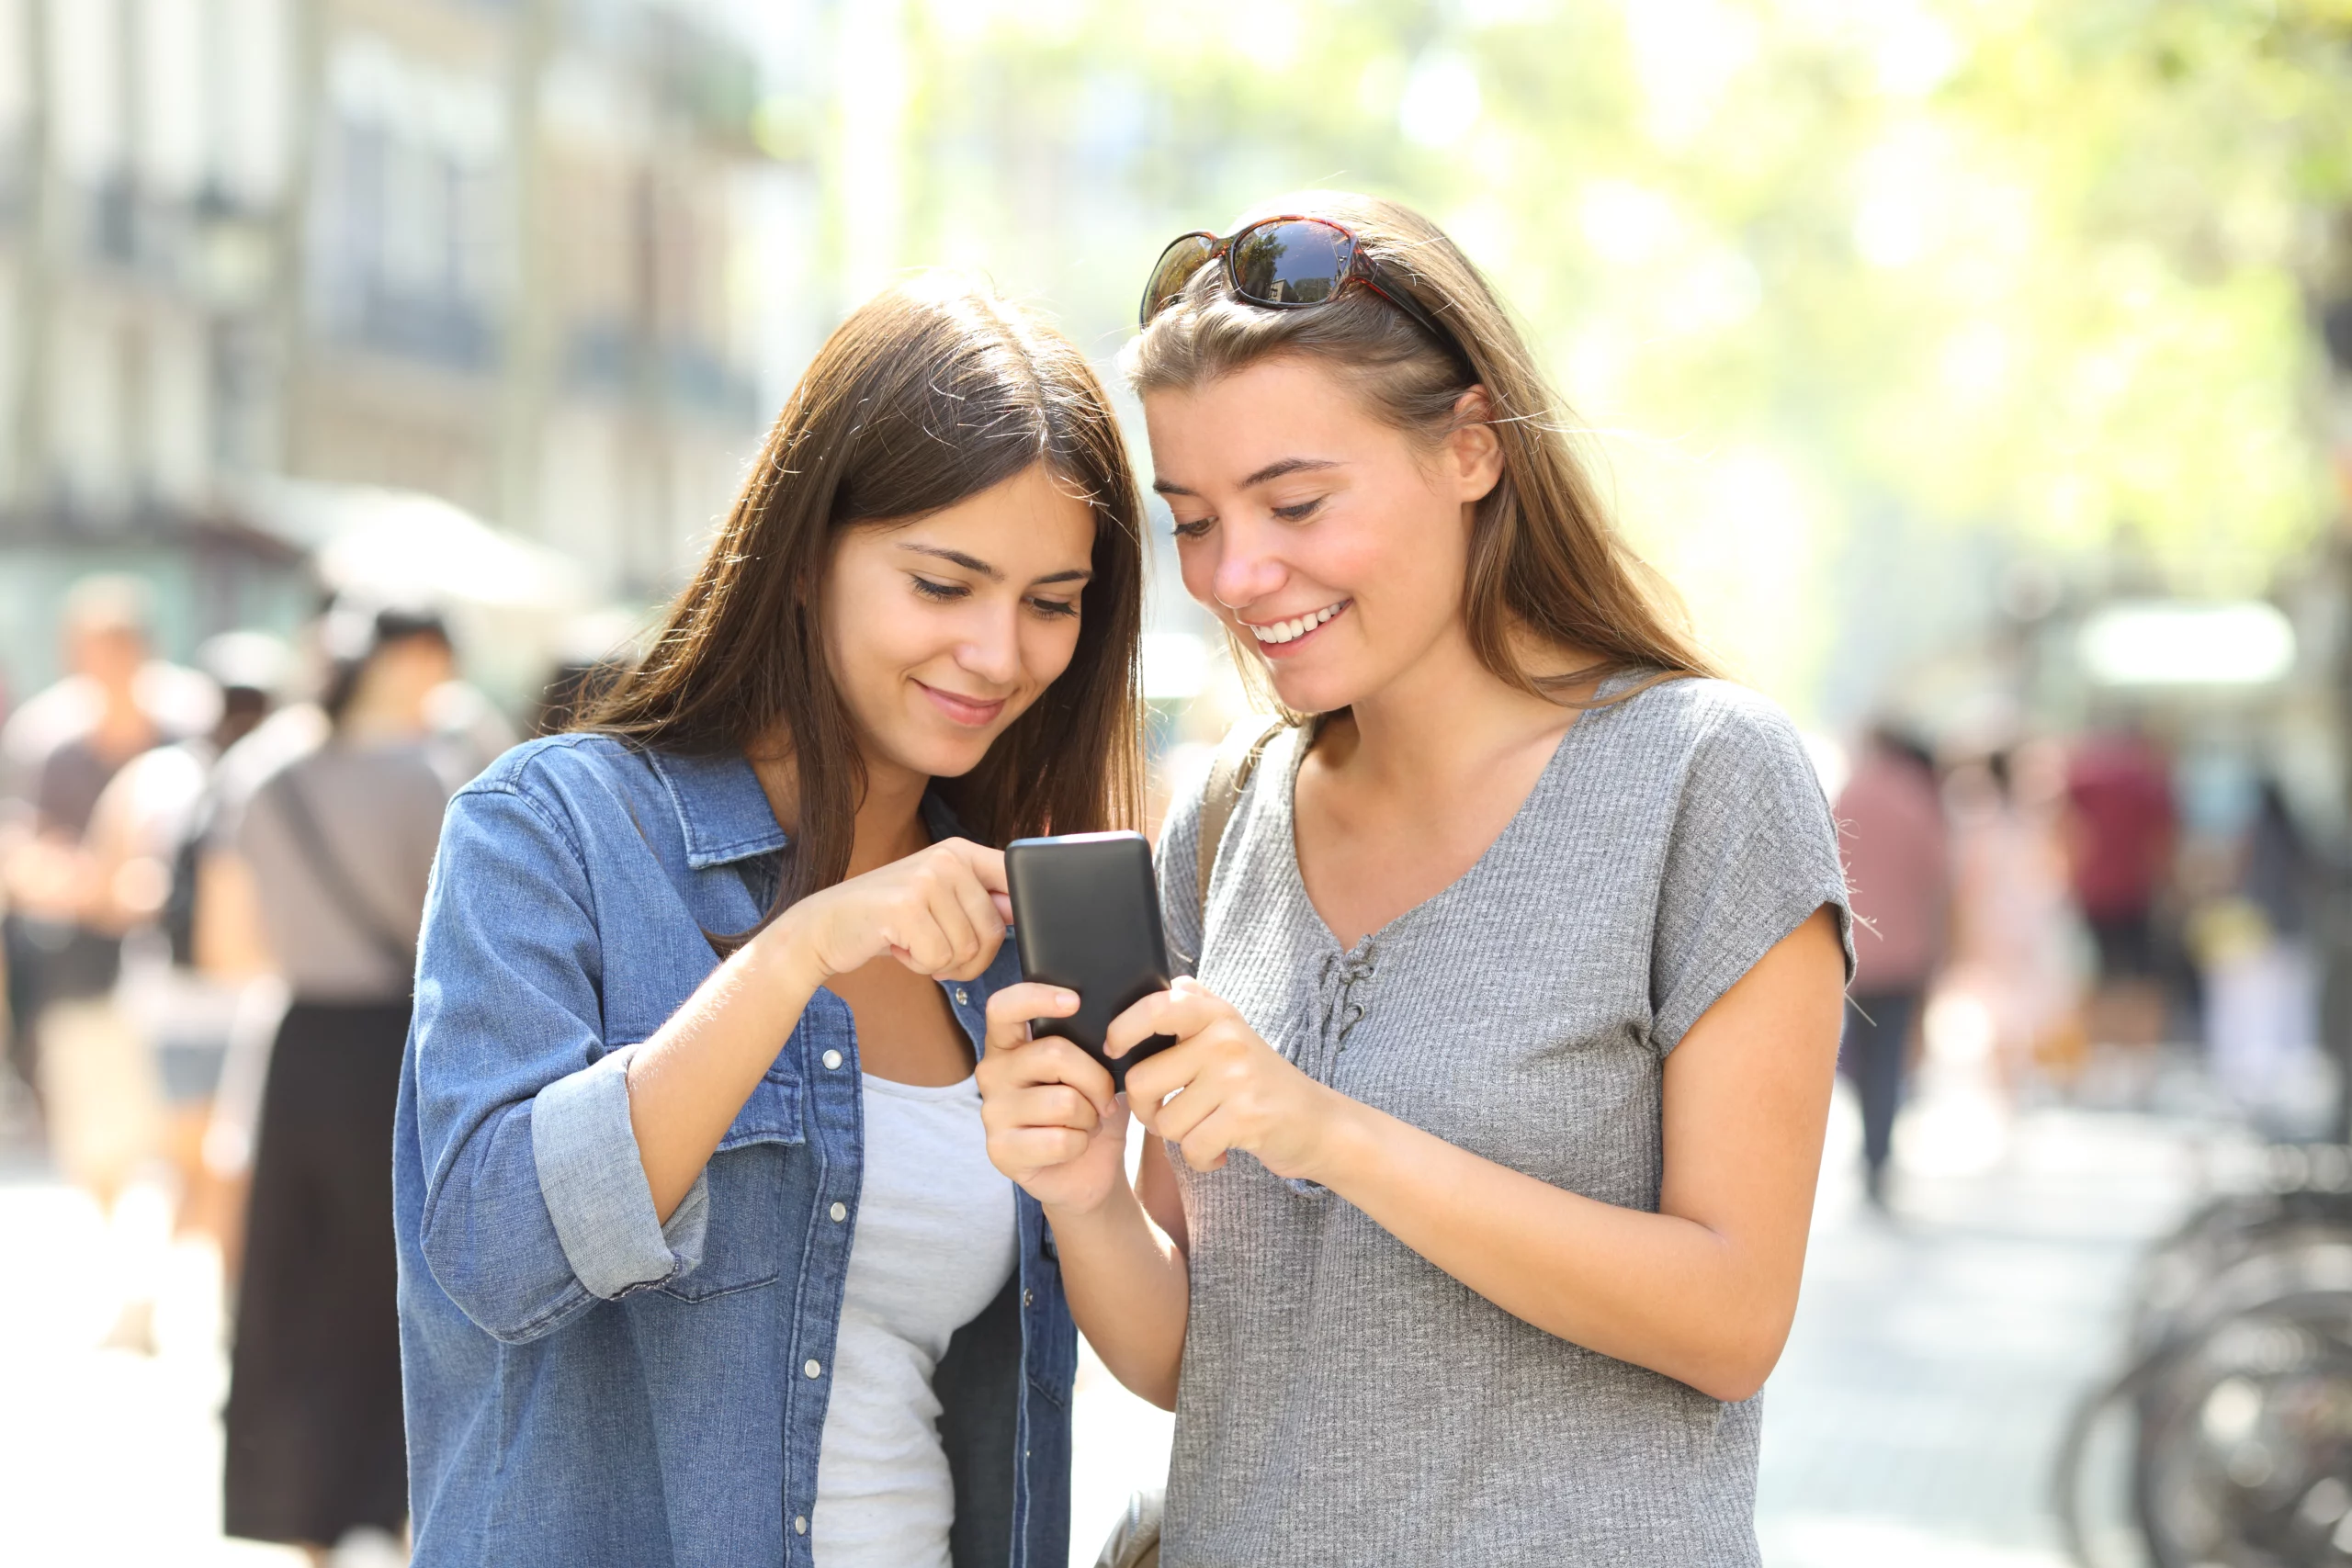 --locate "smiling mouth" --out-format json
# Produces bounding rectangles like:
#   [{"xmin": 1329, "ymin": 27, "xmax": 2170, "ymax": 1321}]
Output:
[
  {"xmin": 1243, "ymin": 600, "xmax": 1350, "ymax": 646},
  {"xmin": 916, "ymin": 681, "xmax": 1009, "ymax": 727}
]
